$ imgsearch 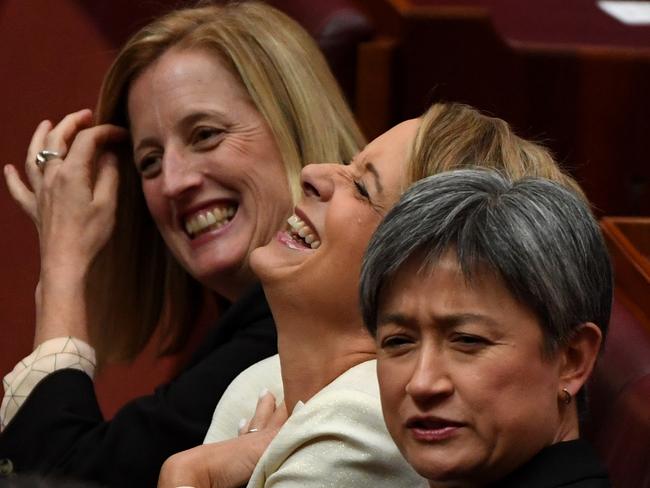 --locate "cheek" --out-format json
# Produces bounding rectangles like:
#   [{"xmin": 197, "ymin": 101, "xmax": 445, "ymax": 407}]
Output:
[
  {"xmin": 337, "ymin": 211, "xmax": 382, "ymax": 253},
  {"xmin": 465, "ymin": 353, "xmax": 560, "ymax": 438},
  {"xmin": 240, "ymin": 150, "xmax": 291, "ymax": 208},
  {"xmin": 141, "ymin": 181, "xmax": 168, "ymax": 226},
  {"xmin": 248, "ymin": 167, "xmax": 292, "ymax": 227},
  {"xmin": 377, "ymin": 359, "xmax": 408, "ymax": 427}
]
